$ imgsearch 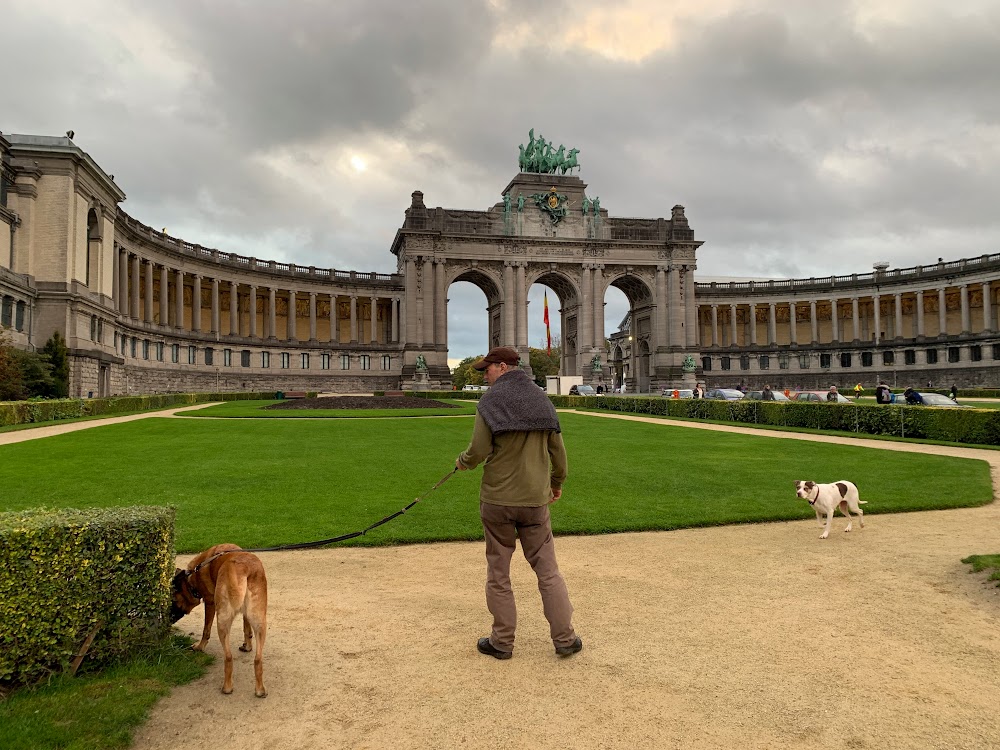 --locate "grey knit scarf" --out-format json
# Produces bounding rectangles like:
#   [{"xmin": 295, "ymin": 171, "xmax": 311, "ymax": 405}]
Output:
[{"xmin": 476, "ymin": 369, "xmax": 561, "ymax": 435}]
